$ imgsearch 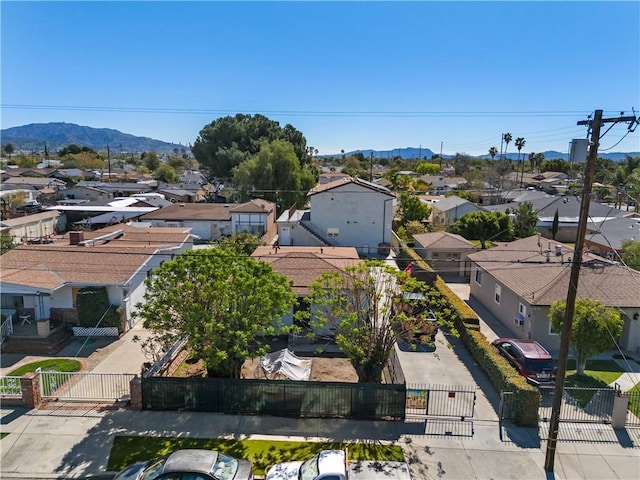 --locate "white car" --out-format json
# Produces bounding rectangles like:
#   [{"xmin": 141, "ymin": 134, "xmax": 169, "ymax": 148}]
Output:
[
  {"xmin": 265, "ymin": 450, "xmax": 412, "ymax": 480},
  {"xmin": 265, "ymin": 450, "xmax": 347, "ymax": 480}
]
